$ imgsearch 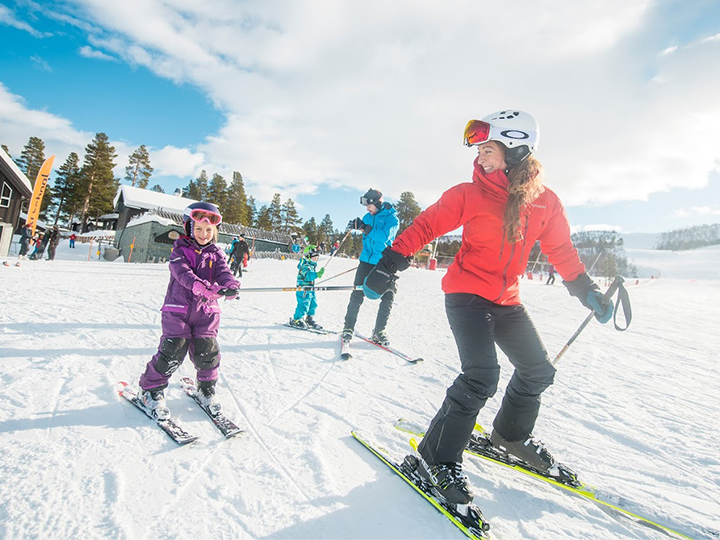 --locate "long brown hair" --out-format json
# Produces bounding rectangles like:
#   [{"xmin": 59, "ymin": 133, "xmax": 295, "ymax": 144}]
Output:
[{"xmin": 503, "ymin": 153, "xmax": 545, "ymax": 243}]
